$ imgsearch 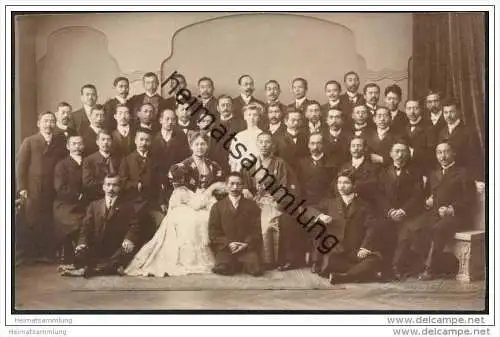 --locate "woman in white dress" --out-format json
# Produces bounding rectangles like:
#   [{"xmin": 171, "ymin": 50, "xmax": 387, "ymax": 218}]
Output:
[{"xmin": 125, "ymin": 132, "xmax": 226, "ymax": 276}]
